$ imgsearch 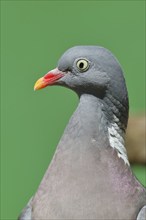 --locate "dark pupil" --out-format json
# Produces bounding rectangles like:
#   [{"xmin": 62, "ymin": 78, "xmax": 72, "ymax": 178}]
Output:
[{"xmin": 79, "ymin": 62, "xmax": 84, "ymax": 69}]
